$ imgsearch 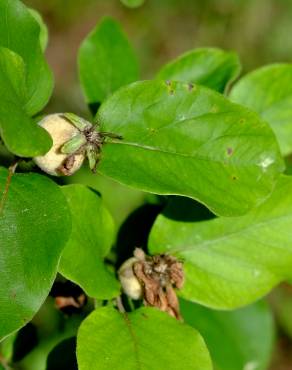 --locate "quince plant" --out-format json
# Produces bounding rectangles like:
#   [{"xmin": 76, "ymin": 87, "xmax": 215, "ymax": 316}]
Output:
[{"xmin": 0, "ymin": 0, "xmax": 292, "ymax": 369}]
